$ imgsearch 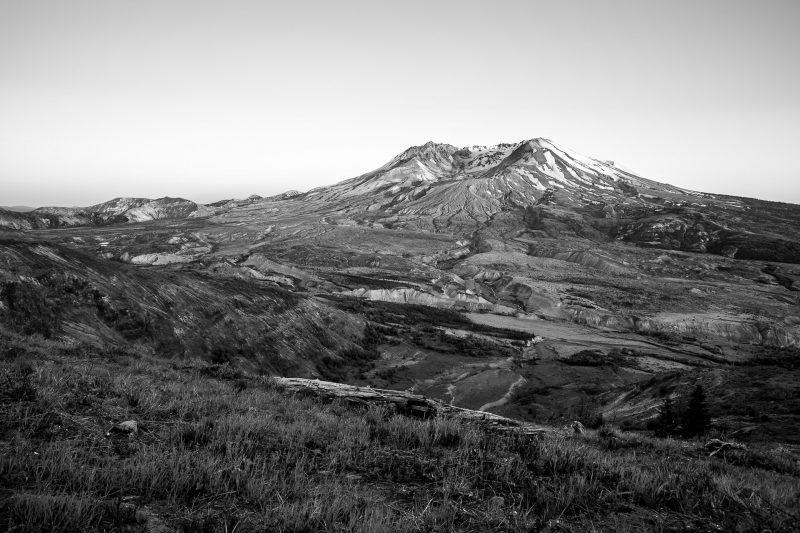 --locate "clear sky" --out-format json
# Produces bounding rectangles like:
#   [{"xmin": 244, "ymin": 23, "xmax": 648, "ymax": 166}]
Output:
[{"xmin": 1, "ymin": 0, "xmax": 799, "ymax": 207}]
